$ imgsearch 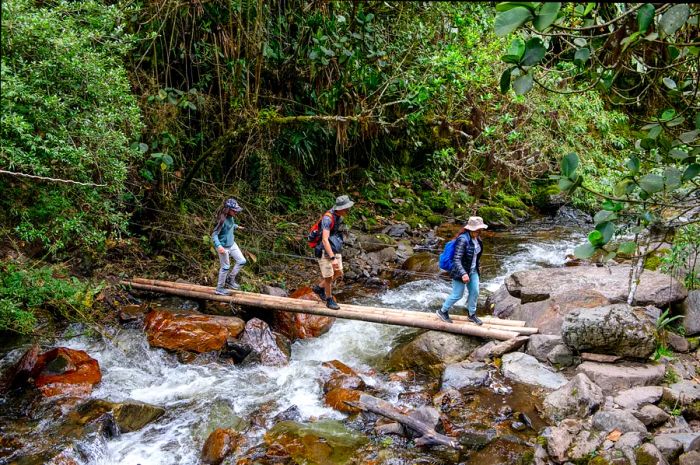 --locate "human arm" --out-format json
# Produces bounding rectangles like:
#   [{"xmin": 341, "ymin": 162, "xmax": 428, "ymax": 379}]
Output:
[
  {"xmin": 212, "ymin": 220, "xmax": 224, "ymax": 253},
  {"xmin": 452, "ymin": 235, "xmax": 469, "ymax": 282}
]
